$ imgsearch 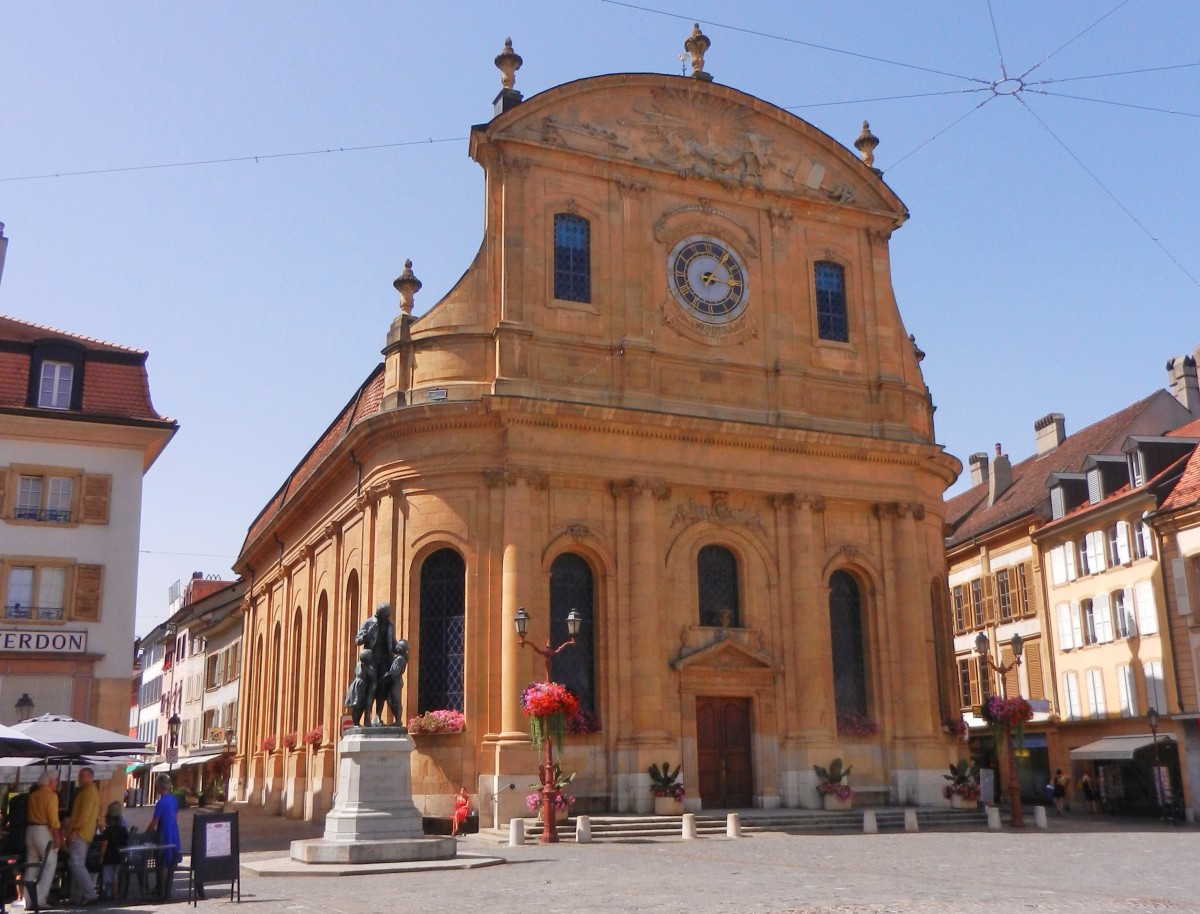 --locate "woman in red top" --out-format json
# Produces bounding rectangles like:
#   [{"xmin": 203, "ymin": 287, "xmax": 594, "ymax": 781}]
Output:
[{"xmin": 450, "ymin": 788, "xmax": 470, "ymax": 837}]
